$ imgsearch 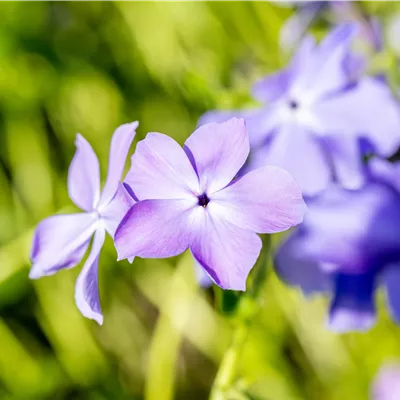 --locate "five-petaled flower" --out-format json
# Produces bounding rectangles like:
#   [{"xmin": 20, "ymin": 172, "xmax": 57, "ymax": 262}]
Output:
[
  {"xmin": 200, "ymin": 24, "xmax": 400, "ymax": 196},
  {"xmin": 30, "ymin": 122, "xmax": 138, "ymax": 325},
  {"xmin": 115, "ymin": 118, "xmax": 306, "ymax": 290},
  {"xmin": 275, "ymin": 158, "xmax": 400, "ymax": 332}
]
